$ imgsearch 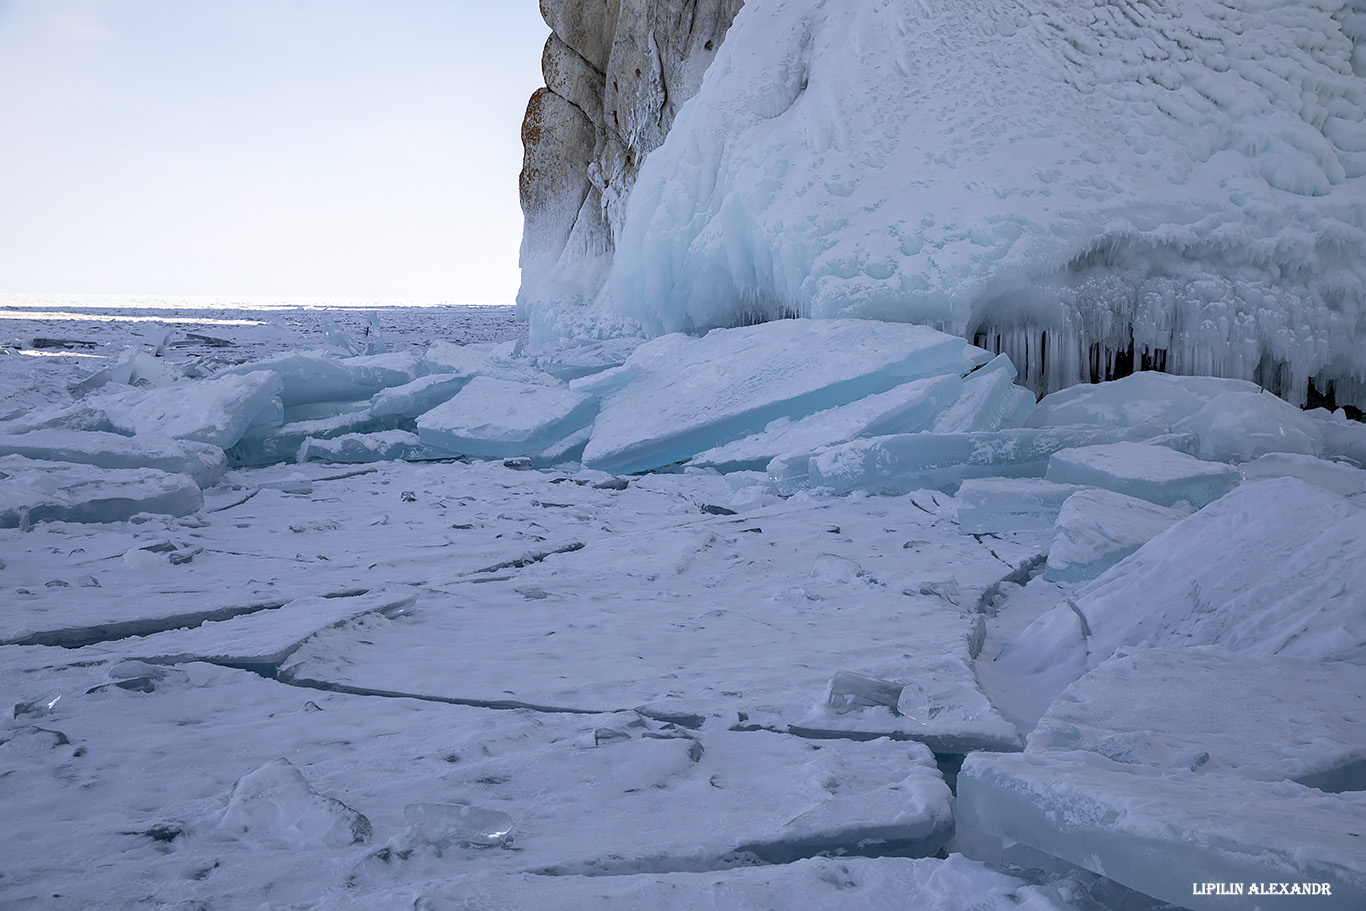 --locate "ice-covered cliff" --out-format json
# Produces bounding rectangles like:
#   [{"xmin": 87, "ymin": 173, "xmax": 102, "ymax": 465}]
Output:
[
  {"xmin": 518, "ymin": 0, "xmax": 743, "ymax": 337},
  {"xmin": 520, "ymin": 0, "xmax": 1366, "ymax": 408}
]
